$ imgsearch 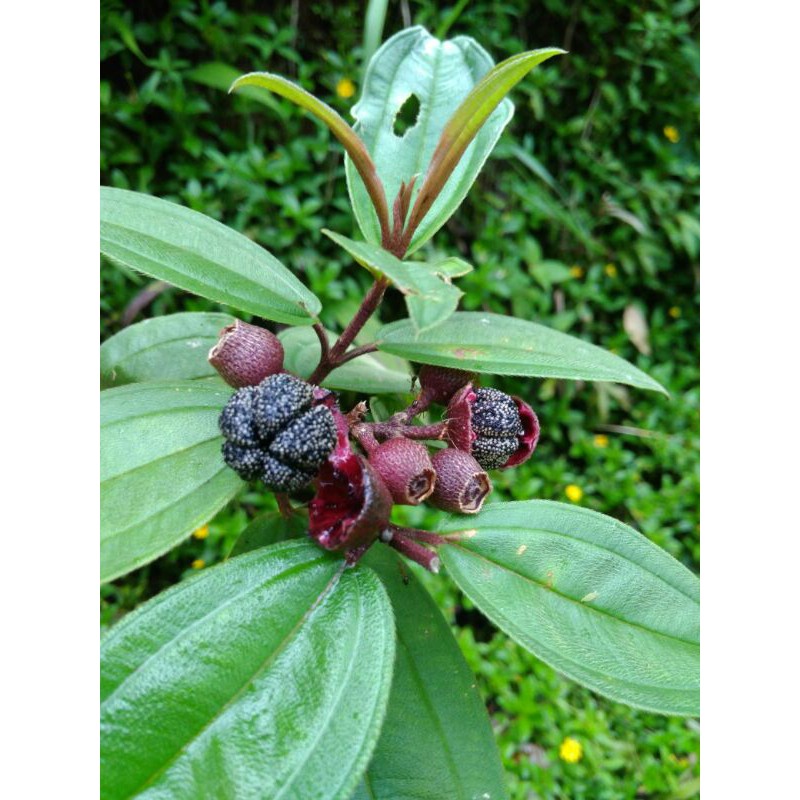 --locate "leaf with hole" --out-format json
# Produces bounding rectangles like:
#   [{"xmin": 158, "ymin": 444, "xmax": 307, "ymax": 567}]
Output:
[
  {"xmin": 100, "ymin": 188, "xmax": 320, "ymax": 325},
  {"xmin": 376, "ymin": 311, "xmax": 667, "ymax": 393},
  {"xmin": 279, "ymin": 326, "xmax": 413, "ymax": 395},
  {"xmin": 100, "ymin": 312, "xmax": 234, "ymax": 388},
  {"xmin": 404, "ymin": 46, "xmax": 565, "ymax": 245},
  {"xmin": 323, "ymin": 230, "xmax": 461, "ymax": 333},
  {"xmin": 438, "ymin": 501, "xmax": 699, "ymax": 715},
  {"xmin": 350, "ymin": 546, "xmax": 508, "ymax": 800},
  {"xmin": 100, "ymin": 380, "xmax": 242, "ymax": 583},
  {"xmin": 101, "ymin": 540, "xmax": 396, "ymax": 799},
  {"xmin": 345, "ymin": 26, "xmax": 516, "ymax": 253}
]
